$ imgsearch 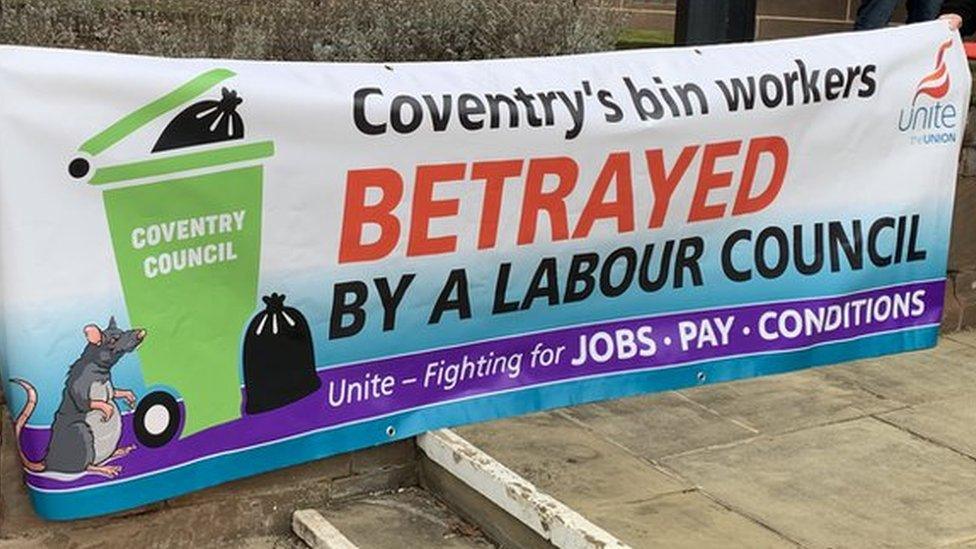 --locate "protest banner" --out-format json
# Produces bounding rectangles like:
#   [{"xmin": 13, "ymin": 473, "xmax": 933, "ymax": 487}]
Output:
[{"xmin": 0, "ymin": 21, "xmax": 967, "ymax": 519}]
